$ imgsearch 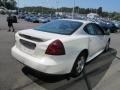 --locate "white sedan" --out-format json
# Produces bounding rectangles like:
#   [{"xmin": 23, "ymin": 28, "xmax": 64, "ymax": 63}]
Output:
[{"xmin": 11, "ymin": 19, "xmax": 110, "ymax": 77}]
